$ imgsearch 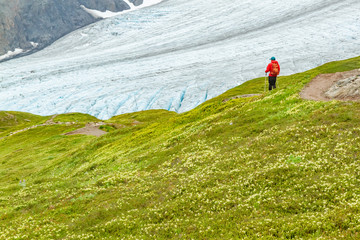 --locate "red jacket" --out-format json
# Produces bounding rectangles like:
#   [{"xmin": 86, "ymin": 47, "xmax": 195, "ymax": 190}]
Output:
[{"xmin": 265, "ymin": 60, "xmax": 280, "ymax": 77}]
